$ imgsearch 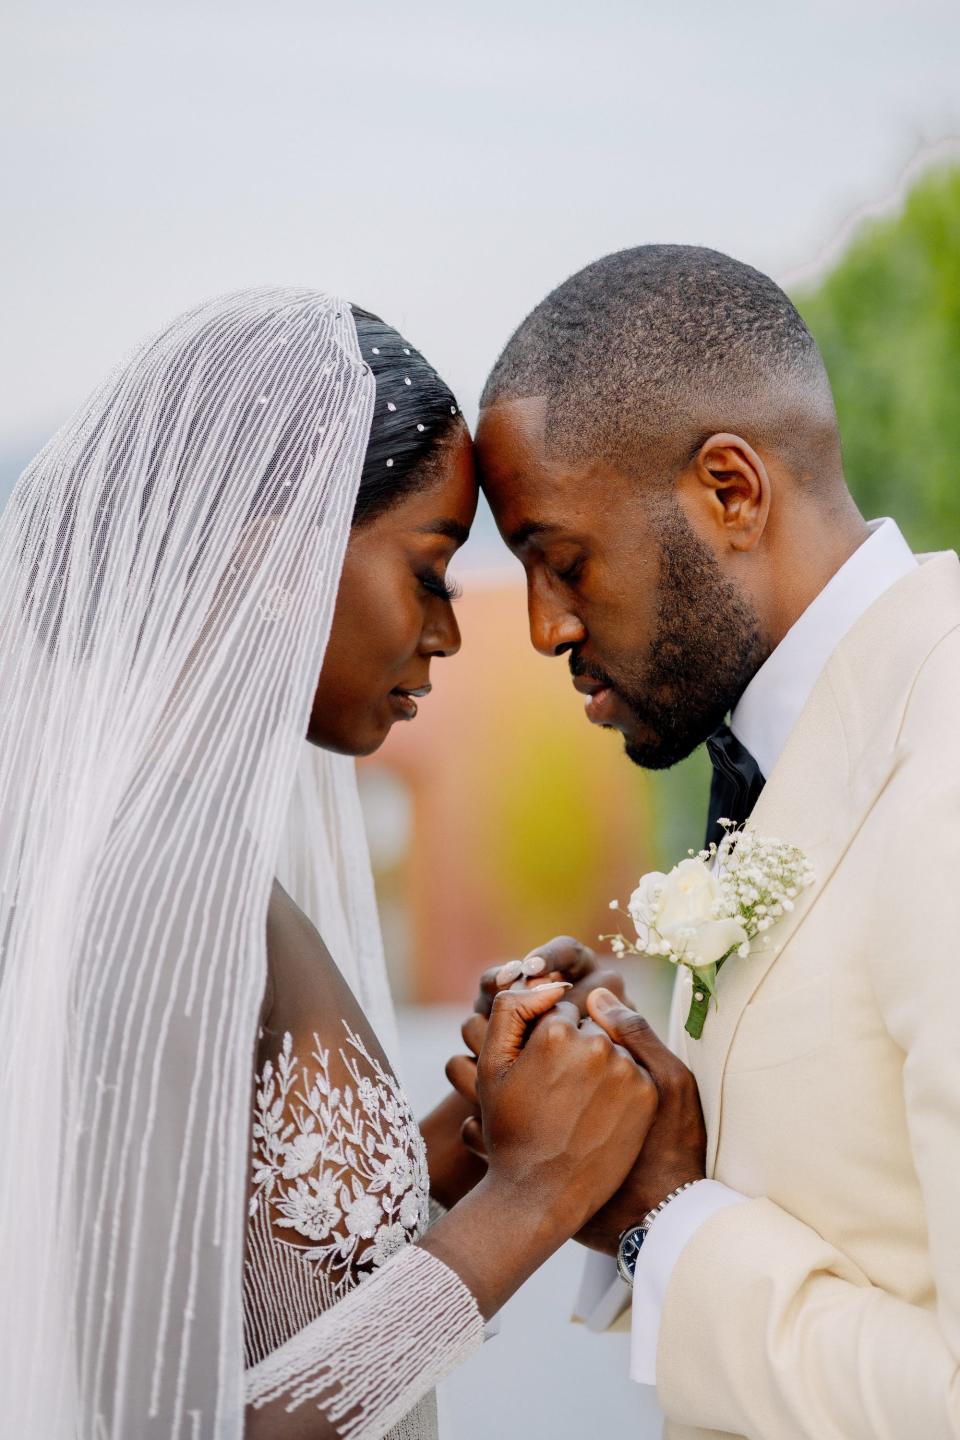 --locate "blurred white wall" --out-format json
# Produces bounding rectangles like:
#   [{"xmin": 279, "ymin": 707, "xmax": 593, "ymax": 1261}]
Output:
[{"xmin": 2, "ymin": 0, "xmax": 959, "ymax": 528}]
